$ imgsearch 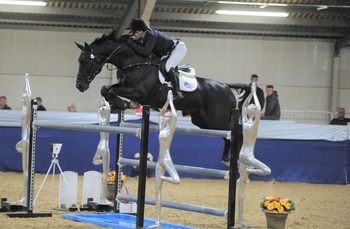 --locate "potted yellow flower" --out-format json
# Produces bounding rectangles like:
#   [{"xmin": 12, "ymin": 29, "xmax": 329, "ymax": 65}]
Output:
[
  {"xmin": 105, "ymin": 170, "xmax": 127, "ymax": 184},
  {"xmin": 260, "ymin": 196, "xmax": 295, "ymax": 229},
  {"xmin": 106, "ymin": 170, "xmax": 127, "ymax": 201}
]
